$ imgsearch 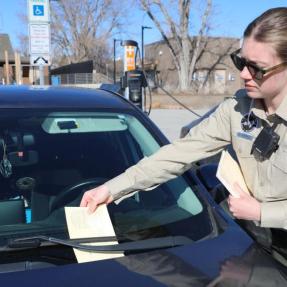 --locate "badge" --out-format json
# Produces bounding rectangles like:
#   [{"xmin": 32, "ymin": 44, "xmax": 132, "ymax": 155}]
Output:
[
  {"xmin": 241, "ymin": 112, "xmax": 258, "ymax": 132},
  {"xmin": 236, "ymin": 132, "xmax": 254, "ymax": 141}
]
